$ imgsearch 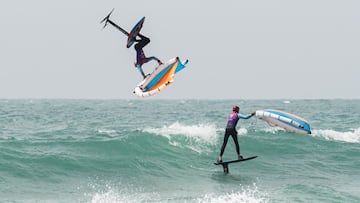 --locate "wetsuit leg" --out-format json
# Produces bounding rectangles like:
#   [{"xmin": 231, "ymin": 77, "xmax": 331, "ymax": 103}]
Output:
[
  {"xmin": 136, "ymin": 64, "xmax": 146, "ymax": 78},
  {"xmin": 220, "ymin": 129, "xmax": 231, "ymax": 156},
  {"xmin": 231, "ymin": 130, "xmax": 240, "ymax": 155},
  {"xmin": 134, "ymin": 34, "xmax": 150, "ymax": 51},
  {"xmin": 145, "ymin": 56, "xmax": 161, "ymax": 64}
]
